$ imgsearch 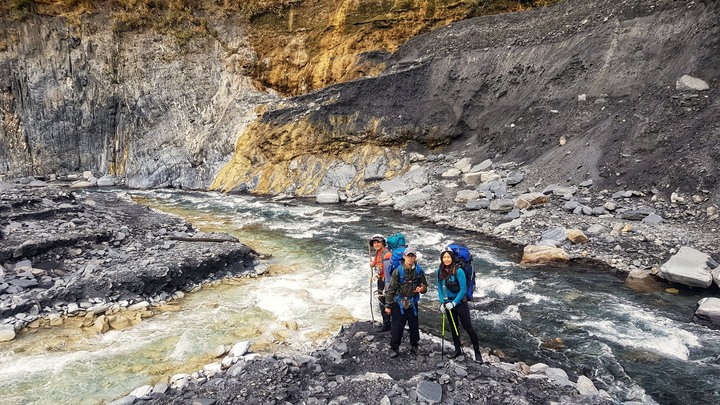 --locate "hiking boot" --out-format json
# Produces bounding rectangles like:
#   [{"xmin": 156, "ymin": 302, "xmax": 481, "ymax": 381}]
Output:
[
  {"xmin": 389, "ymin": 349, "xmax": 399, "ymax": 358},
  {"xmin": 474, "ymin": 350, "xmax": 483, "ymax": 362},
  {"xmin": 448, "ymin": 348, "xmax": 462, "ymax": 359},
  {"xmin": 410, "ymin": 346, "xmax": 419, "ymax": 356}
]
